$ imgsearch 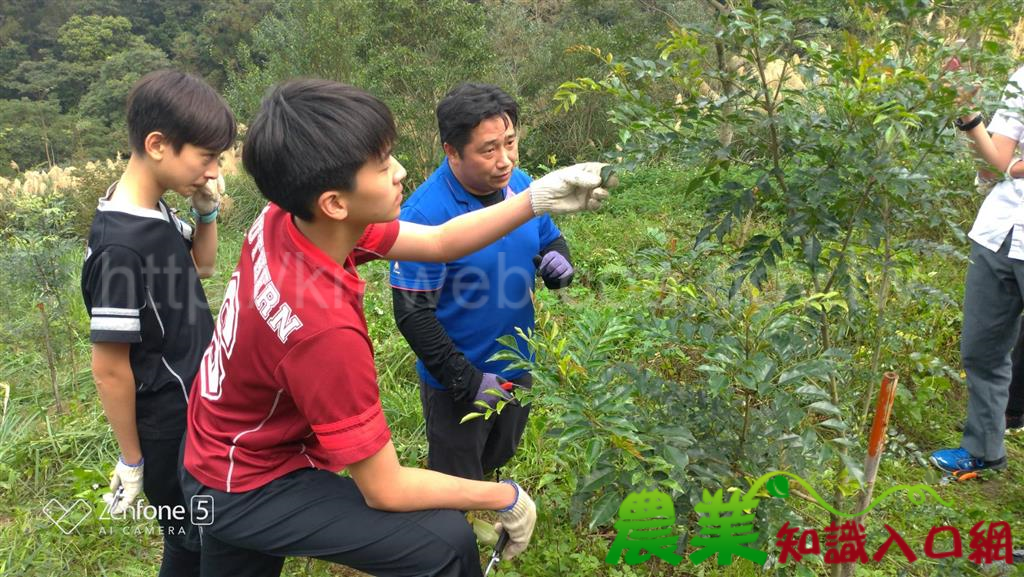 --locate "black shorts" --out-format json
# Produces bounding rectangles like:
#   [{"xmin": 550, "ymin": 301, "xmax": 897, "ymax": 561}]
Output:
[
  {"xmin": 420, "ymin": 373, "xmax": 532, "ymax": 481},
  {"xmin": 179, "ymin": 464, "xmax": 482, "ymax": 577}
]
